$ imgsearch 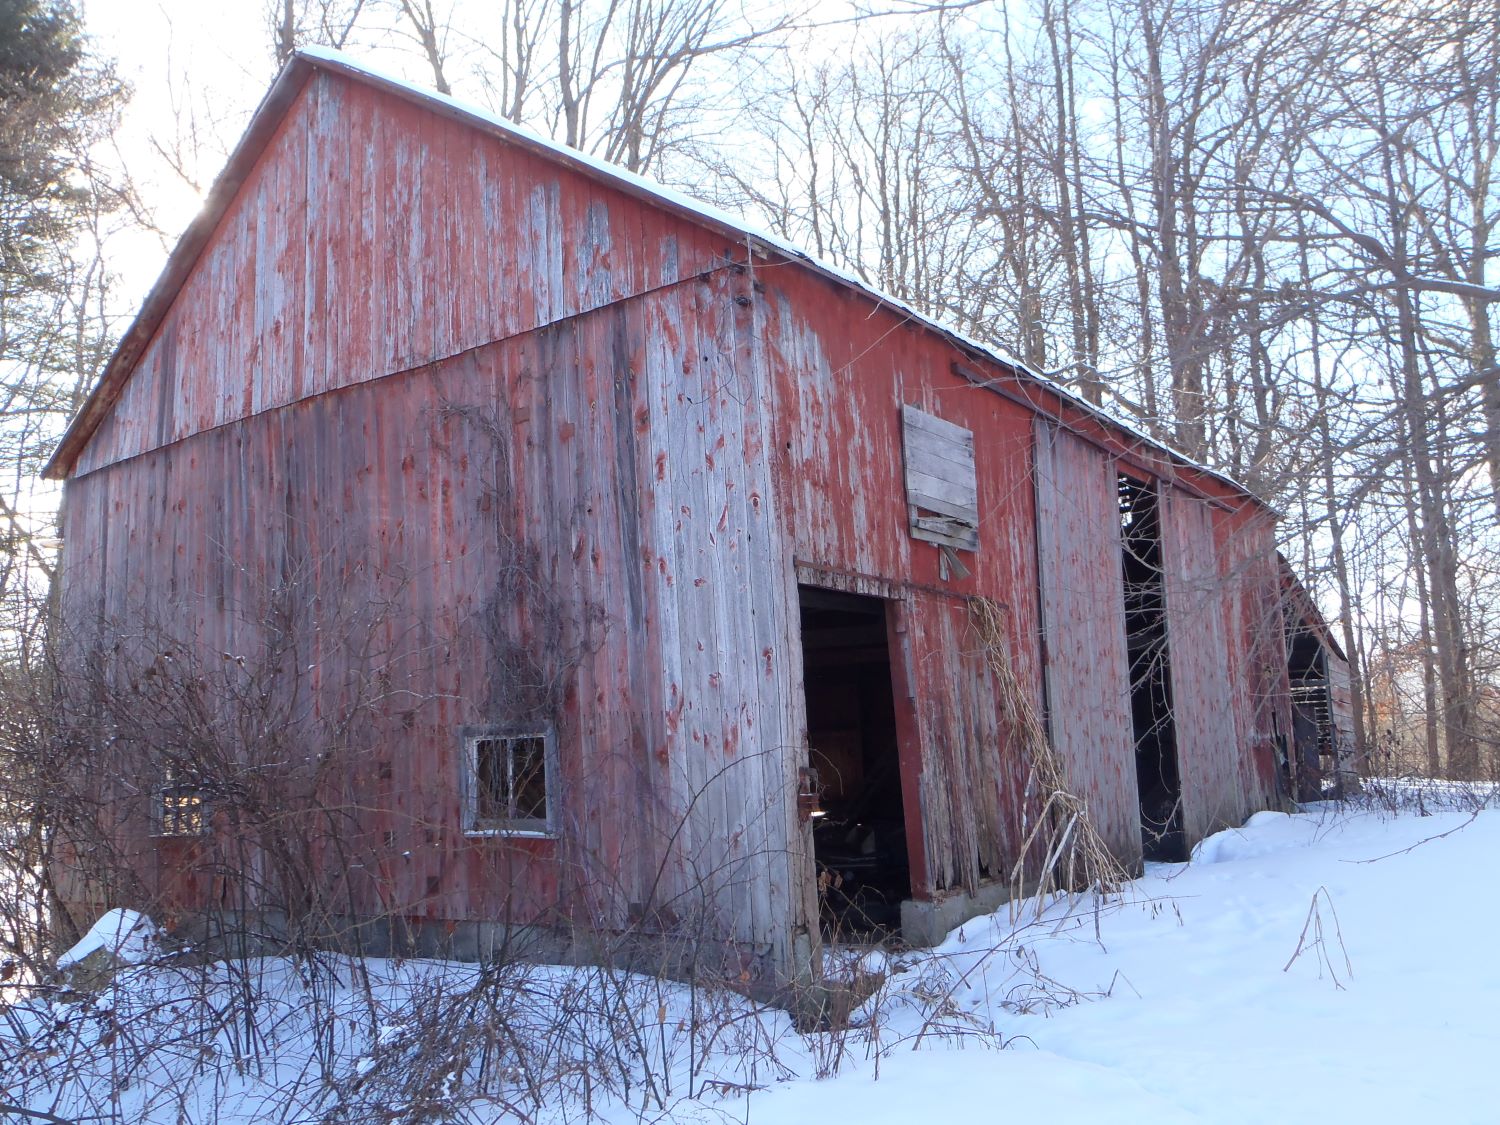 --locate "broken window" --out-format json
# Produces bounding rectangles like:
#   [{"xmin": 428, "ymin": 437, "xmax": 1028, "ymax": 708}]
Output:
[
  {"xmin": 901, "ymin": 404, "xmax": 978, "ymax": 552},
  {"xmin": 155, "ymin": 776, "xmax": 208, "ymax": 837},
  {"xmin": 464, "ymin": 727, "xmax": 555, "ymax": 835}
]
